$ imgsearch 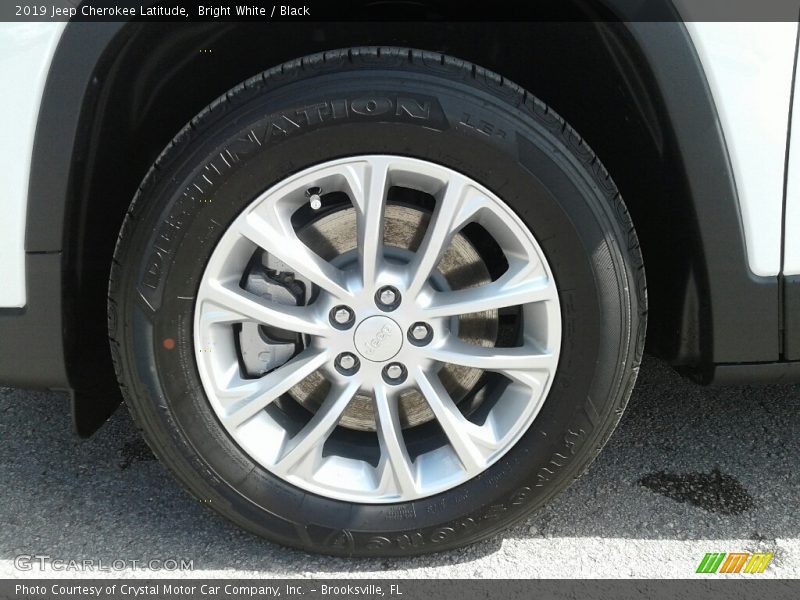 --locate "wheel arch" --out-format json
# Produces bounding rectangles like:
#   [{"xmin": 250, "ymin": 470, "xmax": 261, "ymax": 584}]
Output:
[{"xmin": 24, "ymin": 7, "xmax": 777, "ymax": 434}]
